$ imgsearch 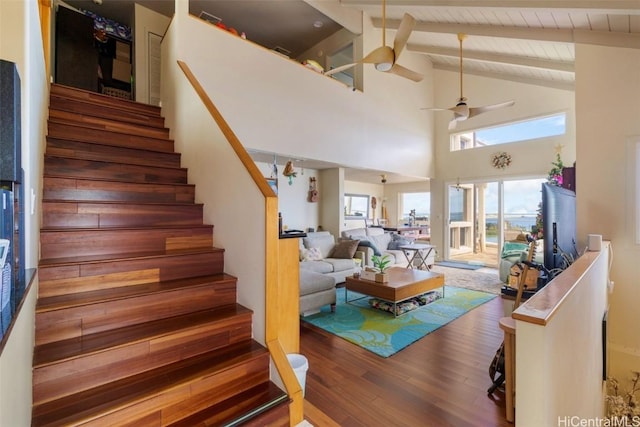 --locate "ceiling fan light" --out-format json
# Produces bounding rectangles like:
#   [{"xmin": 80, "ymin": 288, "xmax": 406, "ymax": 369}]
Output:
[{"xmin": 375, "ymin": 62, "xmax": 393, "ymax": 72}]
